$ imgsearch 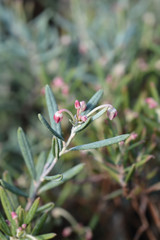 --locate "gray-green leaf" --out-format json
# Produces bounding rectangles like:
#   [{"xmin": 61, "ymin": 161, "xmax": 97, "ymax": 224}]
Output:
[
  {"xmin": 0, "ymin": 212, "xmax": 11, "ymax": 236},
  {"xmin": 32, "ymin": 213, "xmax": 47, "ymax": 235},
  {"xmin": 45, "ymin": 85, "xmax": 62, "ymax": 150},
  {"xmin": 0, "ymin": 180, "xmax": 28, "ymax": 197},
  {"xmin": 24, "ymin": 198, "xmax": 40, "ymax": 224},
  {"xmin": 0, "ymin": 187, "xmax": 17, "ymax": 235},
  {"xmin": 43, "ymin": 174, "xmax": 63, "ymax": 181},
  {"xmin": 38, "ymin": 114, "xmax": 64, "ymax": 141},
  {"xmin": 39, "ymin": 163, "xmax": 84, "ymax": 193},
  {"xmin": 82, "ymin": 89, "xmax": 103, "ymax": 115},
  {"xmin": 35, "ymin": 233, "xmax": 56, "ymax": 239},
  {"xmin": 37, "ymin": 203, "xmax": 55, "ymax": 214},
  {"xmin": 69, "ymin": 134, "xmax": 130, "ymax": 151},
  {"xmin": 17, "ymin": 127, "xmax": 36, "ymax": 179}
]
